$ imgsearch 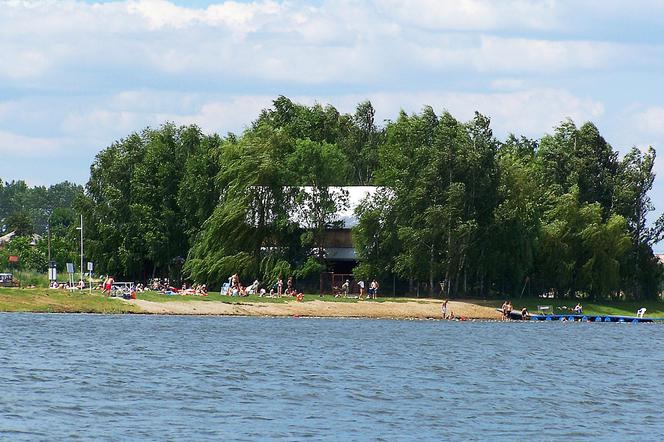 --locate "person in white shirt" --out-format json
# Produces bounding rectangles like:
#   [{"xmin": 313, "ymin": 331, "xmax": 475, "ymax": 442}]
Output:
[{"xmin": 357, "ymin": 280, "xmax": 365, "ymax": 300}]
